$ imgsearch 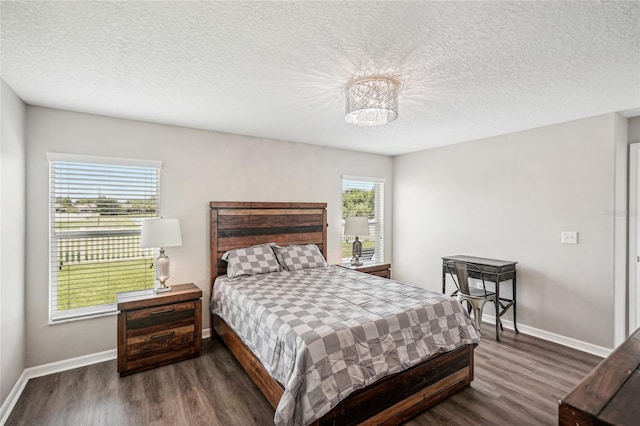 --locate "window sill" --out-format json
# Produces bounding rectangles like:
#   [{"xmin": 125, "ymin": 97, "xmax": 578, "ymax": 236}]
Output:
[{"xmin": 49, "ymin": 308, "xmax": 117, "ymax": 325}]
